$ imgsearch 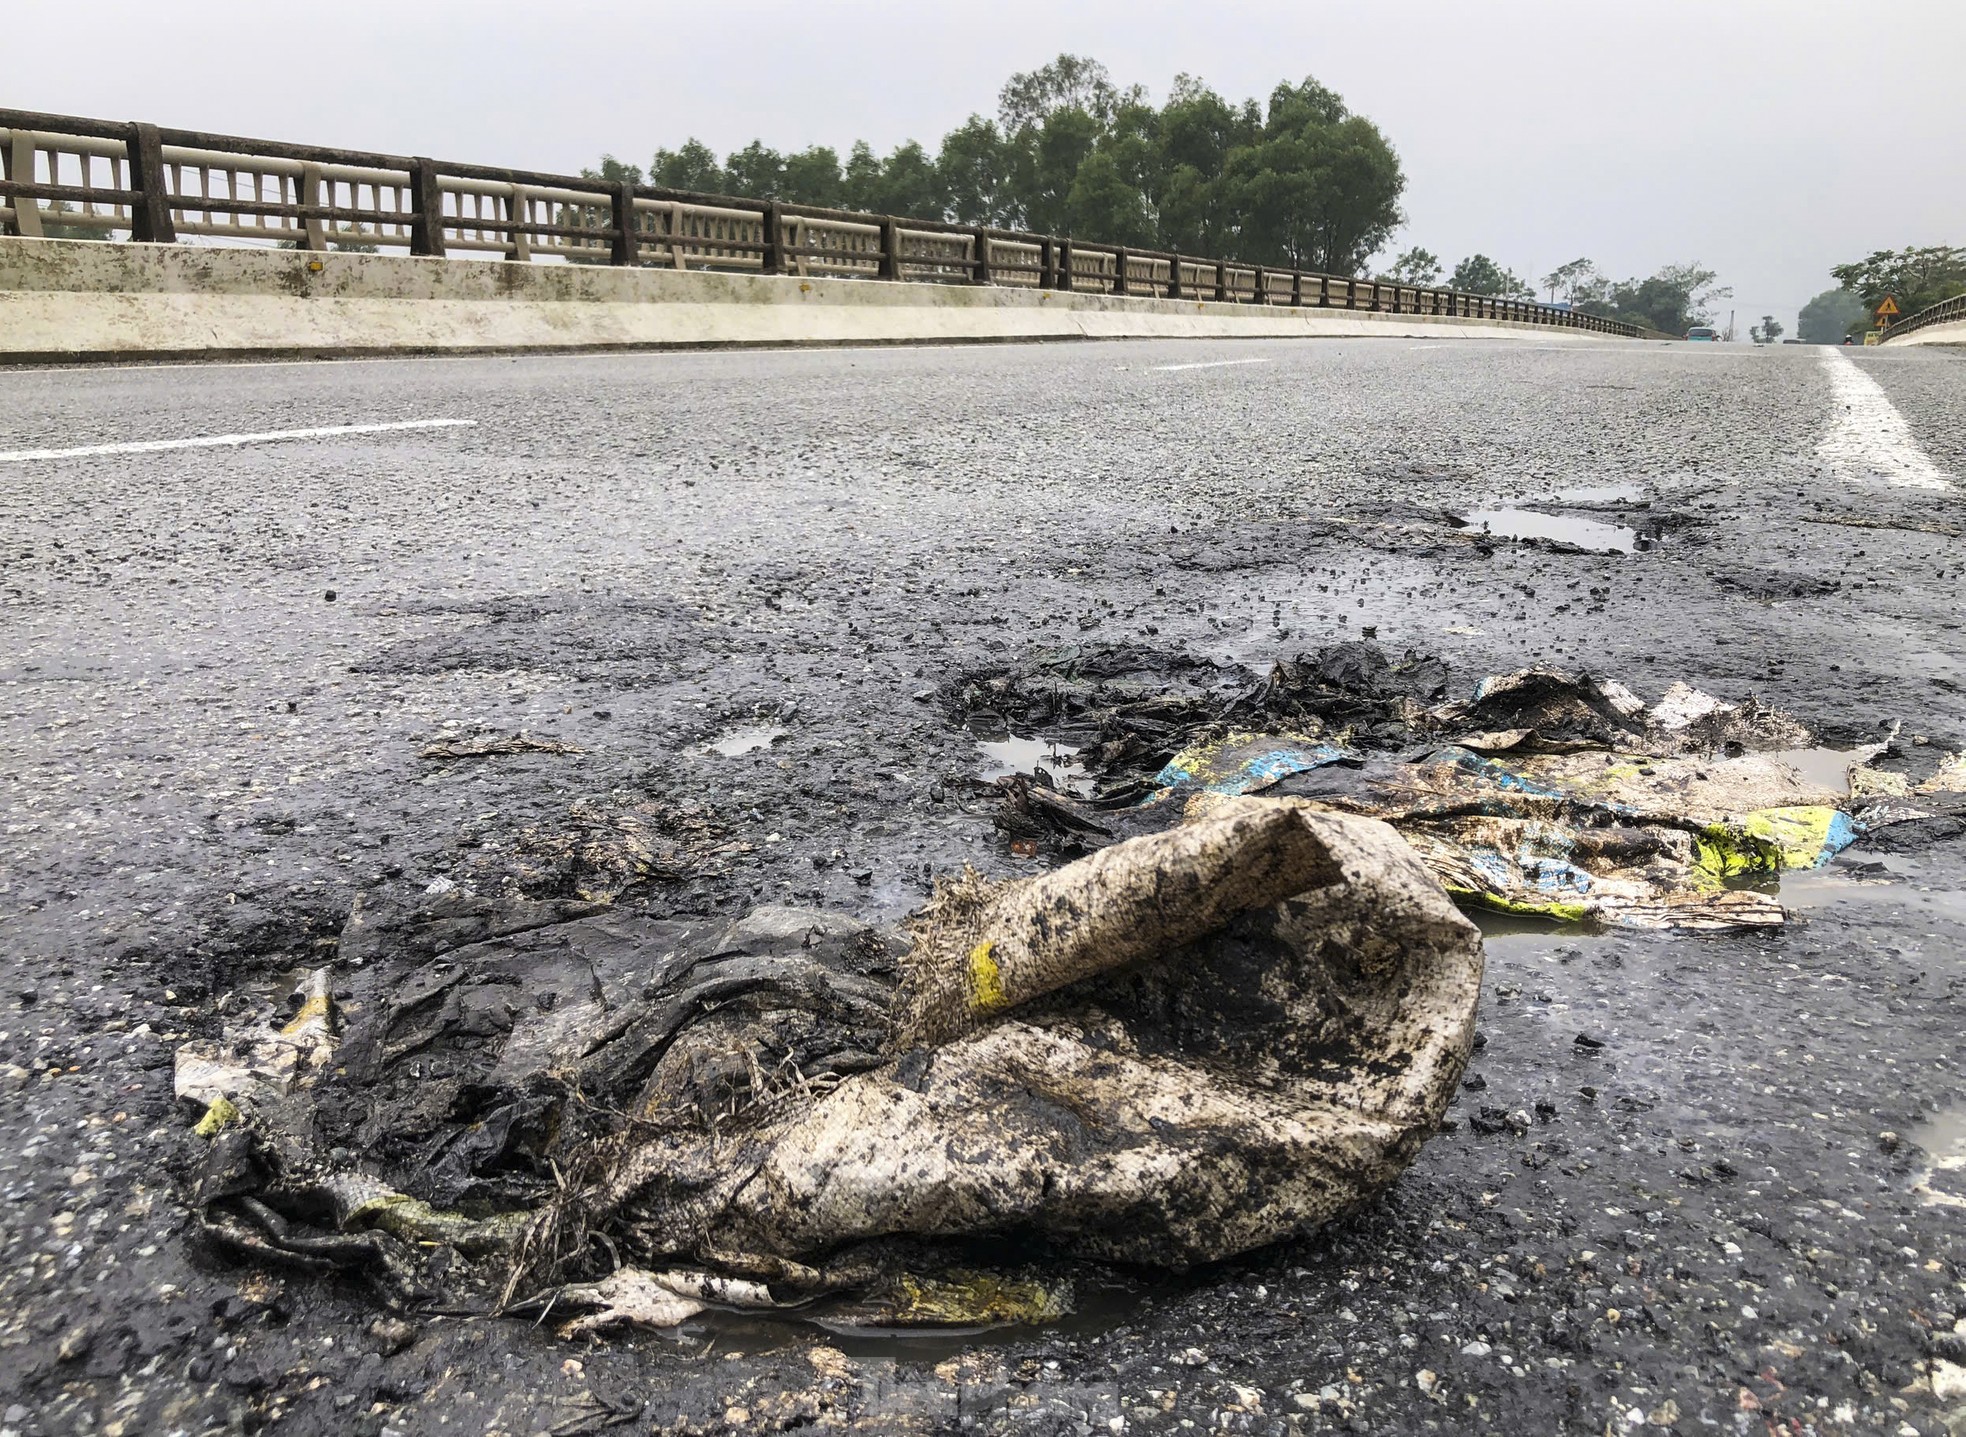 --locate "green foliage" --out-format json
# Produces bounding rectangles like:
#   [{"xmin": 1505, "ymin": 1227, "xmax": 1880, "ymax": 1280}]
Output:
[
  {"xmin": 1797, "ymin": 287, "xmax": 1867, "ymax": 343},
  {"xmin": 595, "ymin": 55, "xmax": 1406, "ymax": 275},
  {"xmin": 1385, "ymin": 248, "xmax": 1442, "ymax": 285},
  {"xmin": 1447, "ymin": 254, "xmax": 1533, "ymax": 299},
  {"xmin": 1564, "ymin": 260, "xmax": 1730, "ymax": 334},
  {"xmin": 649, "ymin": 140, "xmax": 725, "ymax": 194},
  {"xmin": 1828, "ymin": 245, "xmax": 1966, "ymax": 321},
  {"xmin": 1540, "ymin": 257, "xmax": 1595, "ymax": 304},
  {"xmin": 1749, "ymin": 314, "xmax": 1784, "ymax": 343},
  {"xmin": 38, "ymin": 201, "xmax": 112, "ymax": 241}
]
